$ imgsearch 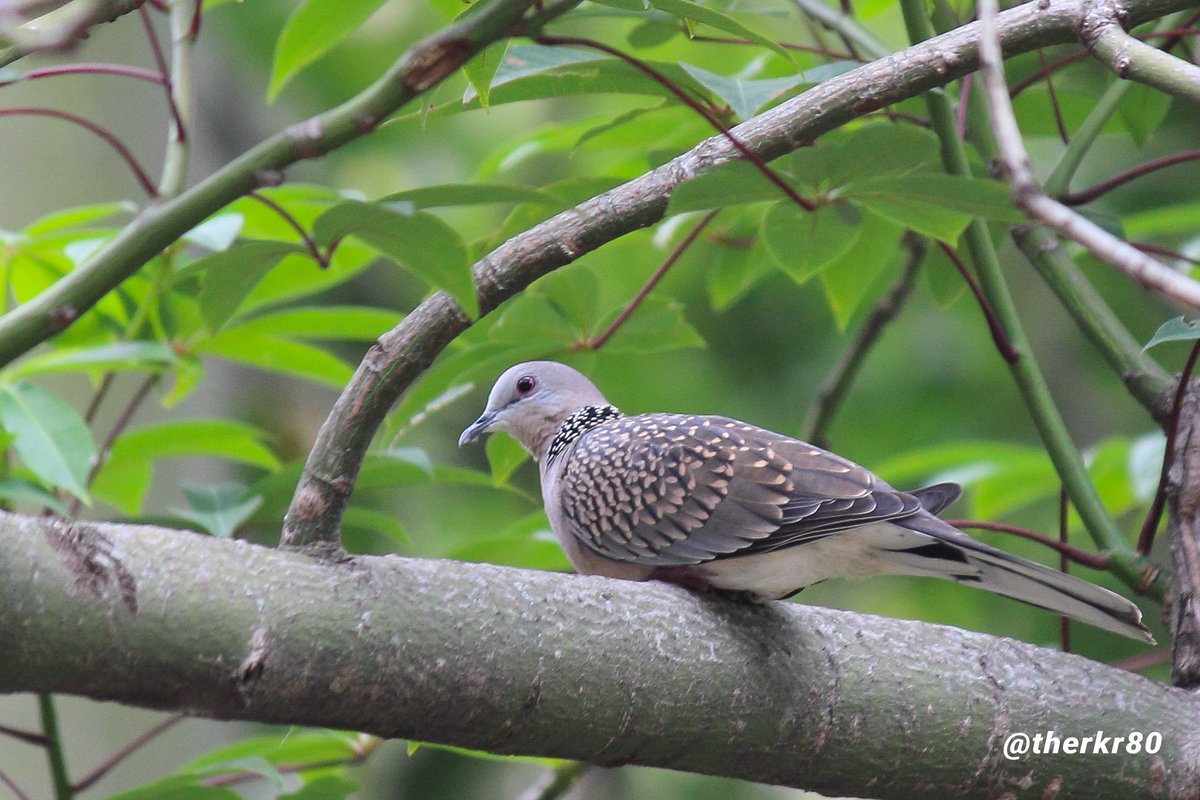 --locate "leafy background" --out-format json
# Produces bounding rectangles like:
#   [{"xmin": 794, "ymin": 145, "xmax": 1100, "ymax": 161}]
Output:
[{"xmin": 2, "ymin": 0, "xmax": 1199, "ymax": 797}]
